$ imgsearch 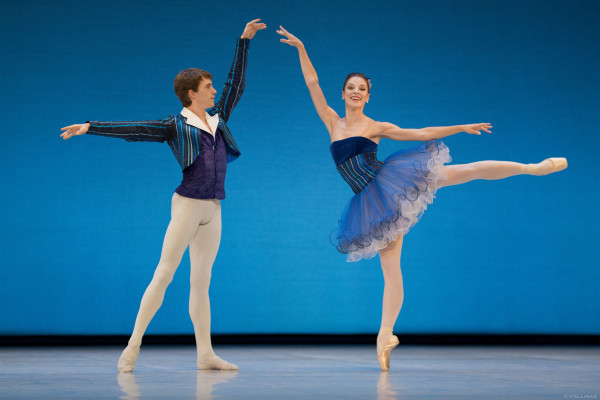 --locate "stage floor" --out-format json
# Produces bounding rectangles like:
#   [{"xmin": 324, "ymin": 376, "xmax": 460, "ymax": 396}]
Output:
[{"xmin": 0, "ymin": 345, "xmax": 598, "ymax": 399}]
